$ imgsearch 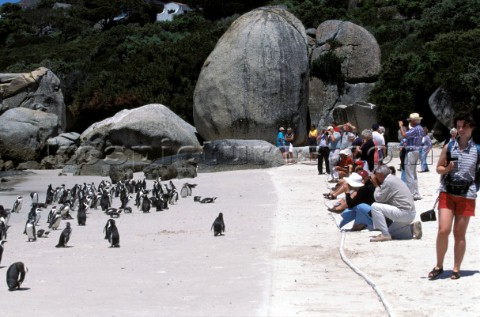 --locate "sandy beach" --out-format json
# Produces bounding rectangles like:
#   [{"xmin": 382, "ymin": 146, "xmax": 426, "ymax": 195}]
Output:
[{"xmin": 0, "ymin": 147, "xmax": 479, "ymax": 316}]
